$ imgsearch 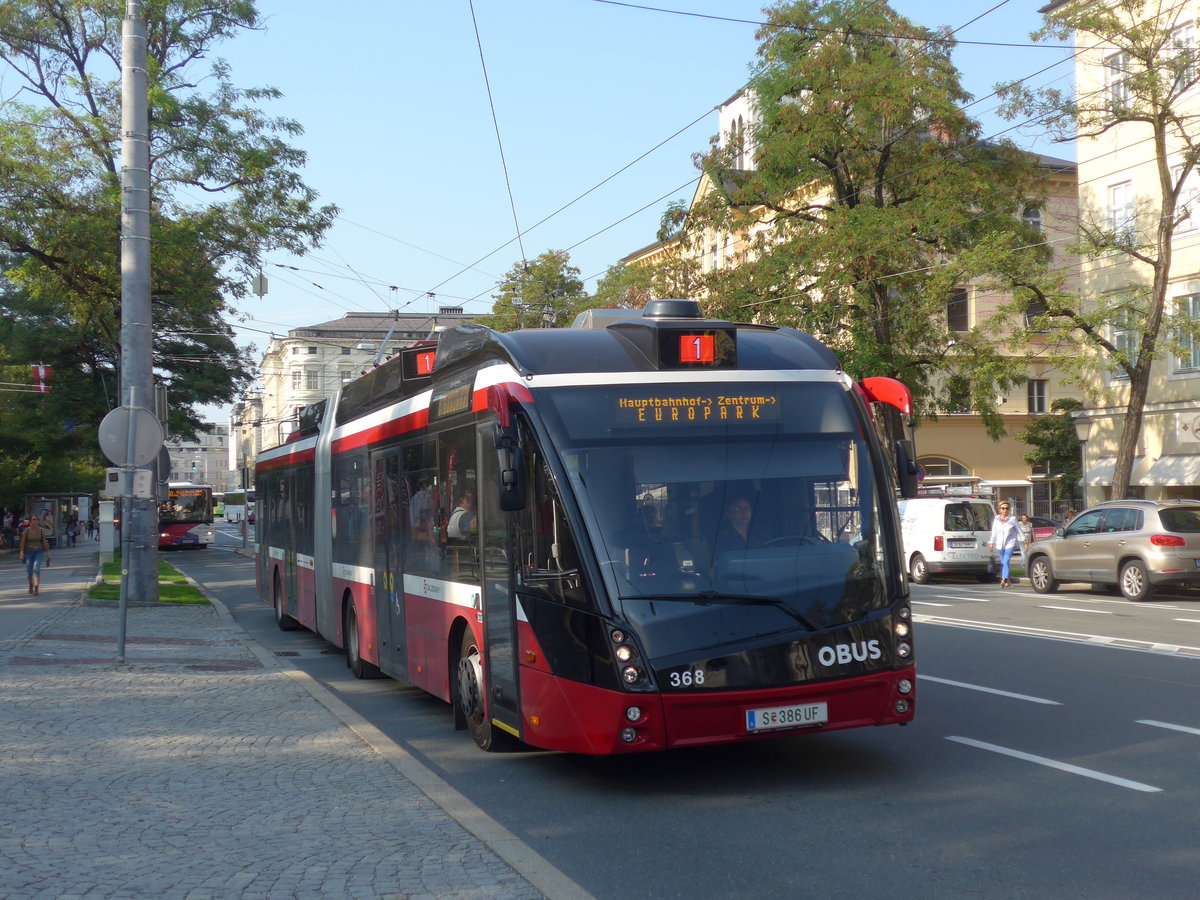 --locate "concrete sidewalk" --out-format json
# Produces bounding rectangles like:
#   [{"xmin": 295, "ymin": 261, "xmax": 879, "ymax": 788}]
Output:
[{"xmin": 0, "ymin": 542, "xmax": 575, "ymax": 900}]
